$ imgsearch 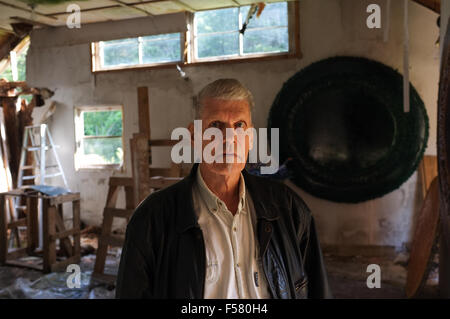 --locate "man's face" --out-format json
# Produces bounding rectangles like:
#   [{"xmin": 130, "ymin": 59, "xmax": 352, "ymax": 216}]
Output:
[{"xmin": 195, "ymin": 97, "xmax": 253, "ymax": 177}]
